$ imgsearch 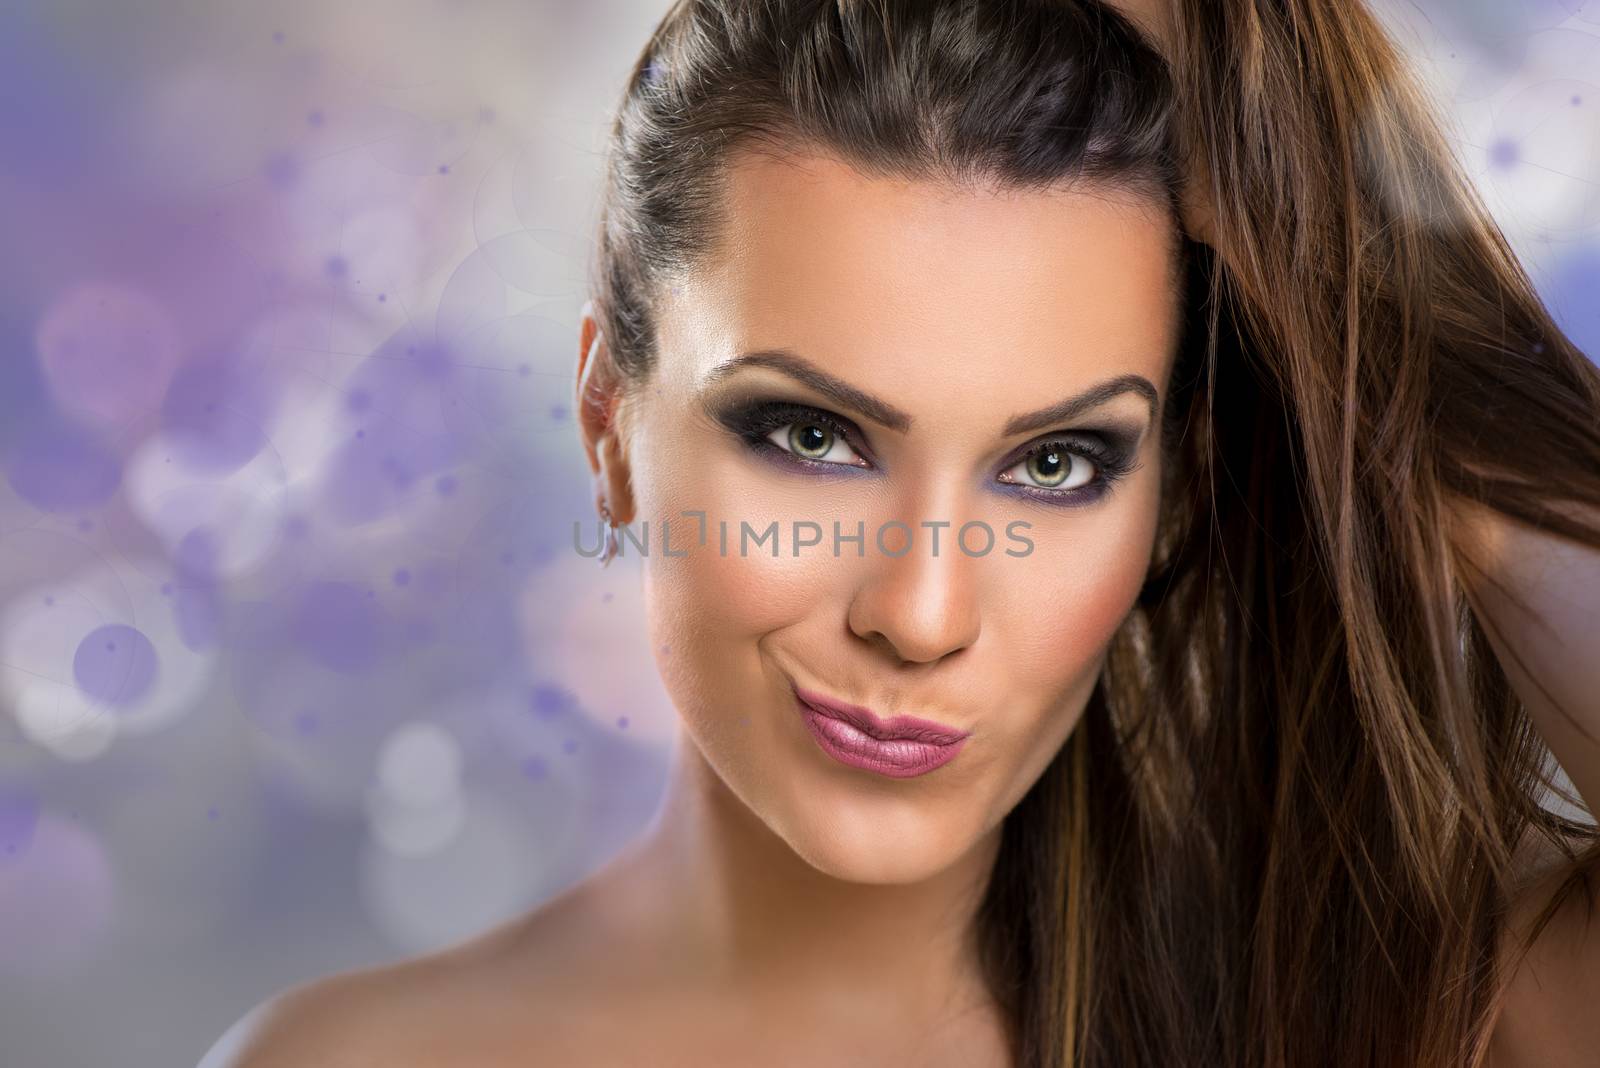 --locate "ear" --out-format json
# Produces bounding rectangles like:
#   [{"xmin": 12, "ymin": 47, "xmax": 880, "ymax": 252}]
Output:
[{"xmin": 576, "ymin": 300, "xmax": 638, "ymax": 525}]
